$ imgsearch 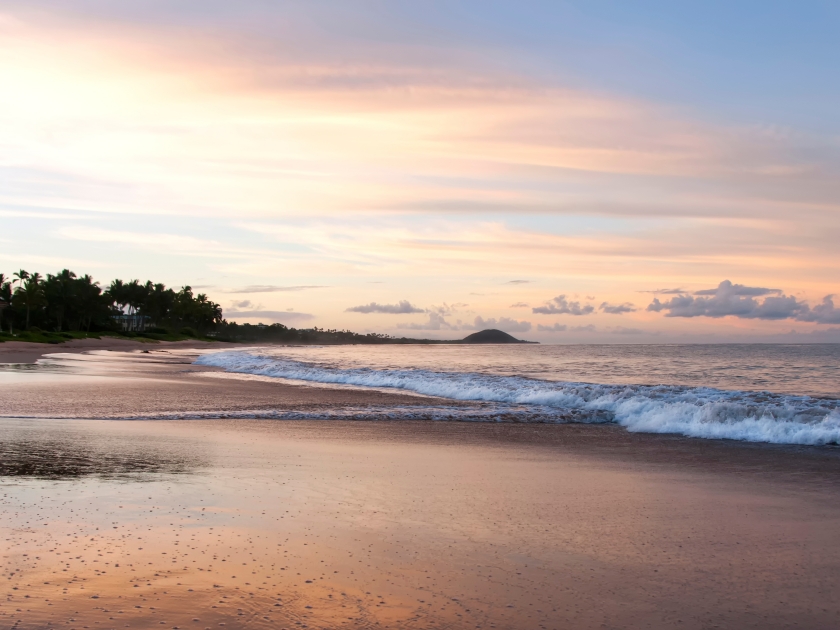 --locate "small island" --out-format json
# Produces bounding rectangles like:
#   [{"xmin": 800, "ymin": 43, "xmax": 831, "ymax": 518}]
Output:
[{"xmin": 461, "ymin": 329, "xmax": 536, "ymax": 344}]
